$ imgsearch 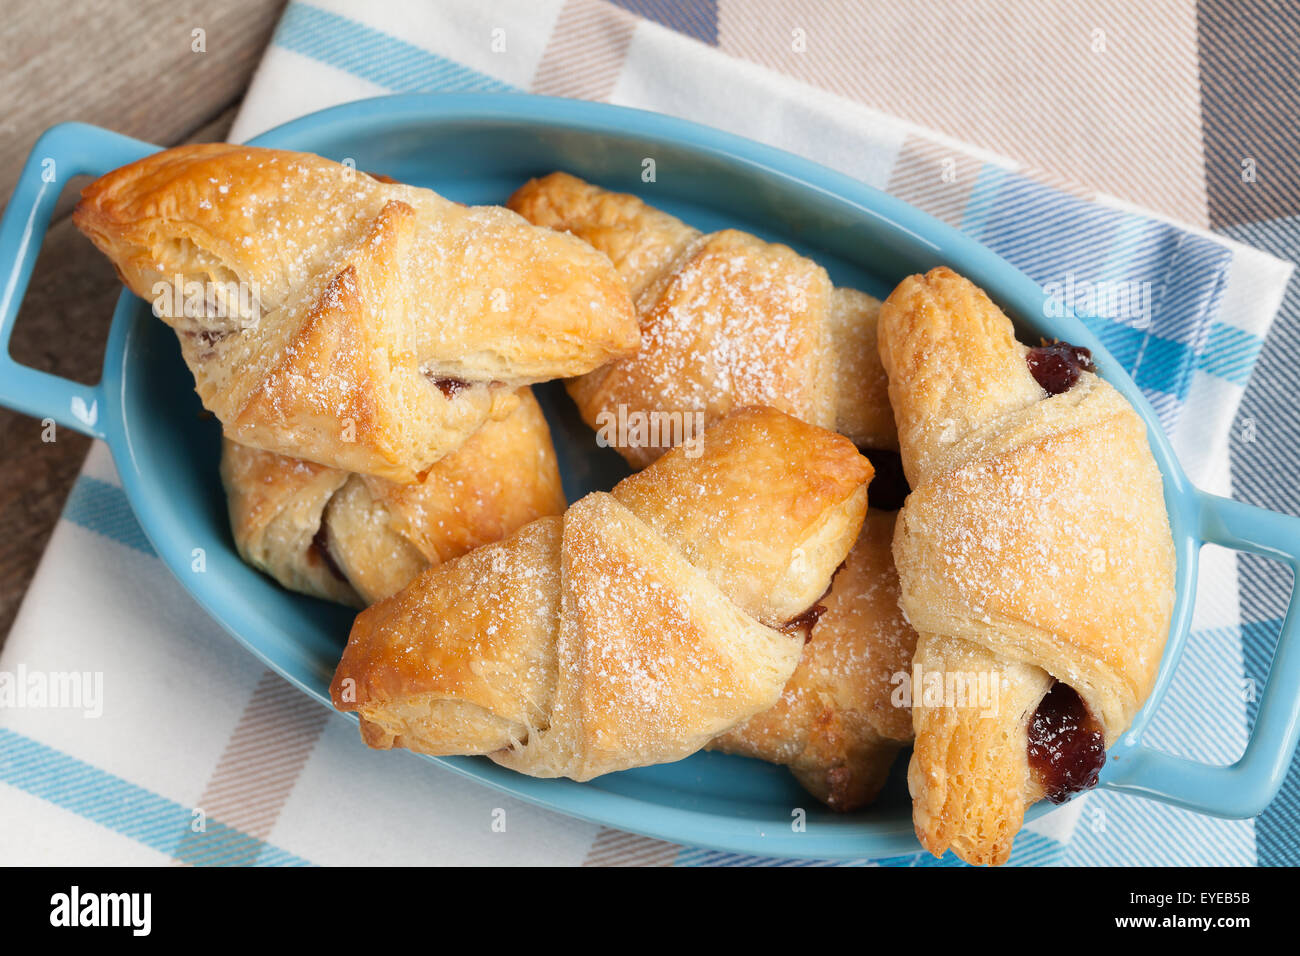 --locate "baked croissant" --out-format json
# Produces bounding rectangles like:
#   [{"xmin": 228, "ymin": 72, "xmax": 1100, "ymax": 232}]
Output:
[
  {"xmin": 221, "ymin": 389, "xmax": 566, "ymax": 607},
  {"xmin": 330, "ymin": 406, "xmax": 873, "ymax": 780},
  {"xmin": 708, "ymin": 508, "xmax": 917, "ymax": 811},
  {"xmin": 507, "ymin": 172, "xmax": 896, "ymax": 465},
  {"xmin": 74, "ymin": 147, "xmax": 639, "ymax": 481},
  {"xmin": 878, "ymin": 267, "xmax": 1175, "ymax": 865}
]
